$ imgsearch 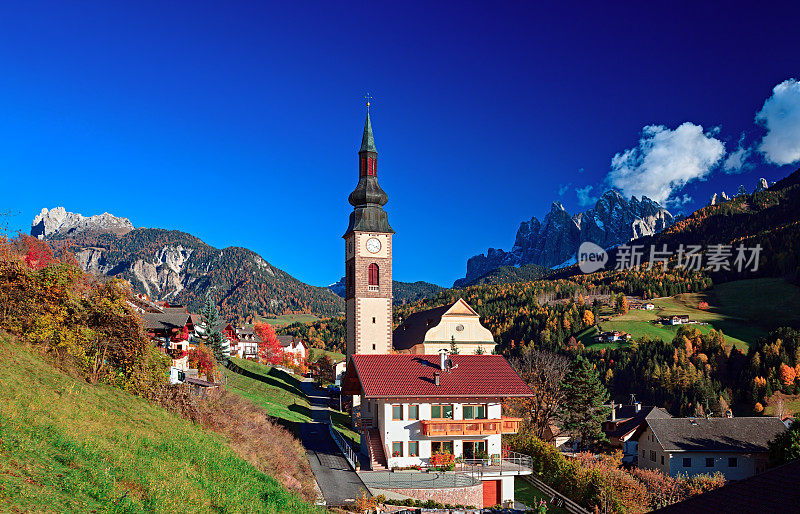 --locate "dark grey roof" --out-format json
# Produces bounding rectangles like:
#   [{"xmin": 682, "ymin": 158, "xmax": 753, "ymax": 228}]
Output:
[
  {"xmin": 142, "ymin": 312, "xmax": 191, "ymax": 331},
  {"xmin": 605, "ymin": 405, "xmax": 672, "ymax": 439},
  {"xmin": 185, "ymin": 377, "xmax": 218, "ymax": 388},
  {"xmin": 392, "ymin": 302, "xmax": 456, "ymax": 351},
  {"xmin": 654, "ymin": 459, "xmax": 800, "ymax": 513},
  {"xmin": 277, "ymin": 335, "xmax": 294, "ymax": 347},
  {"xmin": 646, "ymin": 417, "xmax": 786, "ymax": 453}
]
